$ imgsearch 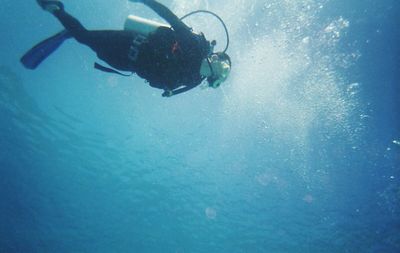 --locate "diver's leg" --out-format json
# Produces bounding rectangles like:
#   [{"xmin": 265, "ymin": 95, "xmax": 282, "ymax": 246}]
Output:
[
  {"xmin": 54, "ymin": 10, "xmax": 136, "ymax": 71},
  {"xmin": 52, "ymin": 9, "xmax": 91, "ymax": 44},
  {"xmin": 37, "ymin": 0, "xmax": 92, "ymax": 44},
  {"xmin": 38, "ymin": 1, "xmax": 136, "ymax": 71}
]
